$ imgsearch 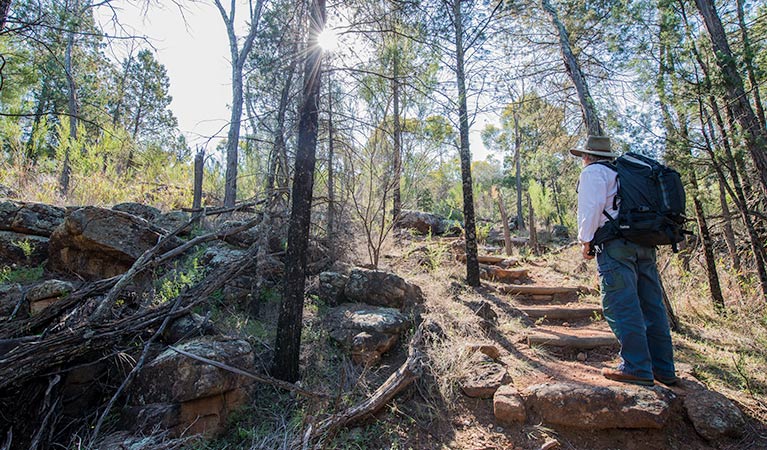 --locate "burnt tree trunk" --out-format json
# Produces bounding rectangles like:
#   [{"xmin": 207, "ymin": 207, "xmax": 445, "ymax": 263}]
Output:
[
  {"xmin": 453, "ymin": 0, "xmax": 480, "ymax": 286},
  {"xmin": 193, "ymin": 149, "xmax": 204, "ymax": 211},
  {"xmin": 272, "ymin": 0, "xmax": 326, "ymax": 382}
]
